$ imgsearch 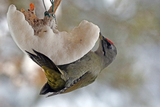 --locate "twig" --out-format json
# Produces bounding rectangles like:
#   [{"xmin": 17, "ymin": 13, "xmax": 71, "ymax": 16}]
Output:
[{"xmin": 48, "ymin": 0, "xmax": 62, "ymax": 15}]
